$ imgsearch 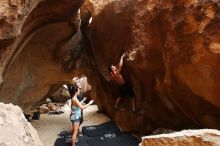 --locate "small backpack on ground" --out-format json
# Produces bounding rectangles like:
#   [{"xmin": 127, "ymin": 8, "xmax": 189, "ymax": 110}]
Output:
[{"xmin": 32, "ymin": 111, "xmax": 40, "ymax": 120}]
